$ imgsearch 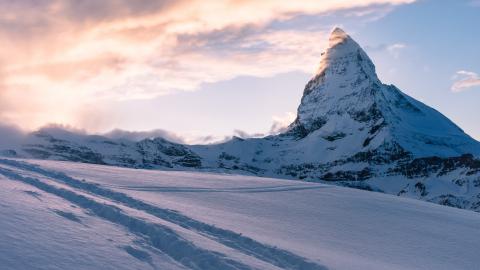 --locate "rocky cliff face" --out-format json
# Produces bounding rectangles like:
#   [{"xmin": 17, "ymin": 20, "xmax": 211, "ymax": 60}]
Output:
[{"xmin": 4, "ymin": 28, "xmax": 480, "ymax": 212}]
